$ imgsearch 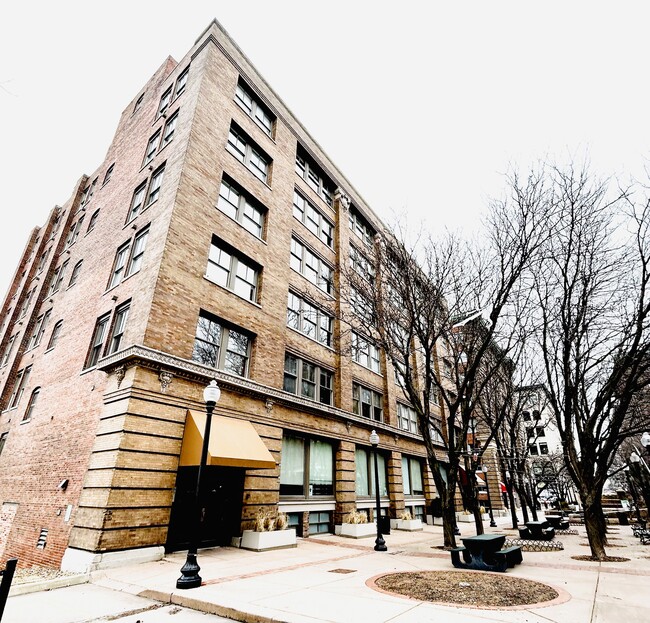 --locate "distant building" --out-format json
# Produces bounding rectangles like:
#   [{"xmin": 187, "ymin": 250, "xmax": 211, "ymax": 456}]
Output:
[{"xmin": 0, "ymin": 19, "xmax": 454, "ymax": 571}]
